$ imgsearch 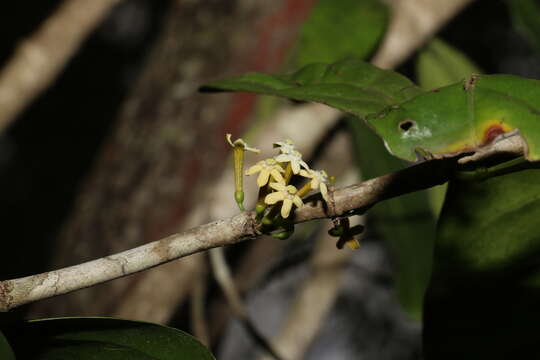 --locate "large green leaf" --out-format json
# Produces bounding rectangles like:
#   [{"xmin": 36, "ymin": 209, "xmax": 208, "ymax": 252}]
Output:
[
  {"xmin": 0, "ymin": 330, "xmax": 15, "ymax": 360},
  {"xmin": 415, "ymin": 38, "xmax": 482, "ymax": 216},
  {"xmin": 4, "ymin": 317, "xmax": 214, "ymax": 360},
  {"xmin": 295, "ymin": 0, "xmax": 388, "ymax": 66},
  {"xmin": 201, "ymin": 59, "xmax": 422, "ymax": 118},
  {"xmin": 349, "ymin": 119, "xmax": 435, "ymax": 320},
  {"xmin": 424, "ymin": 169, "xmax": 540, "ymax": 359}
]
